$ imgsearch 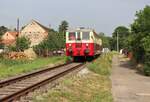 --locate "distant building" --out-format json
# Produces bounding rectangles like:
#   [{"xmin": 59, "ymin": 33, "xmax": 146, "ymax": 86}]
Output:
[
  {"xmin": 20, "ymin": 20, "xmax": 49, "ymax": 46},
  {"xmin": 1, "ymin": 31, "xmax": 18, "ymax": 46}
]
